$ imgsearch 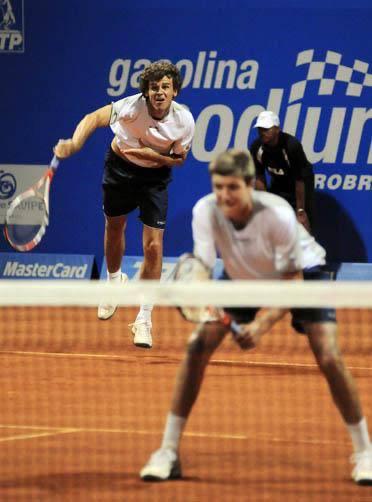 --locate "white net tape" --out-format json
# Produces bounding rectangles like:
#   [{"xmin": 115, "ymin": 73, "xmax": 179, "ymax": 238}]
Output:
[{"xmin": 0, "ymin": 280, "xmax": 371, "ymax": 308}]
